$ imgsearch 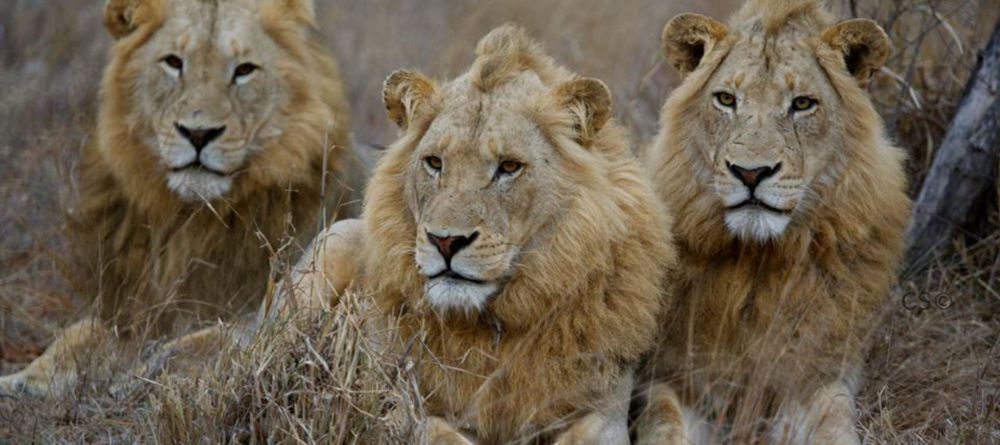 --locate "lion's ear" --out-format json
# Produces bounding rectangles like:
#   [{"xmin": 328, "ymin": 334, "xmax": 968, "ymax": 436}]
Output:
[
  {"xmin": 554, "ymin": 77, "xmax": 612, "ymax": 147},
  {"xmin": 104, "ymin": 0, "xmax": 156, "ymax": 39},
  {"xmin": 661, "ymin": 13, "xmax": 729, "ymax": 77},
  {"xmin": 821, "ymin": 19, "xmax": 890, "ymax": 88},
  {"xmin": 382, "ymin": 70, "xmax": 438, "ymax": 131}
]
